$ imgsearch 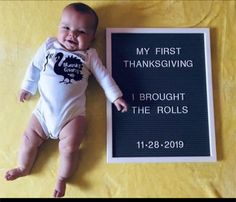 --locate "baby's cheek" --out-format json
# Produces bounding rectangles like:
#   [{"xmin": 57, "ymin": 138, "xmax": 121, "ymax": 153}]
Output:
[{"xmin": 78, "ymin": 37, "xmax": 90, "ymax": 50}]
